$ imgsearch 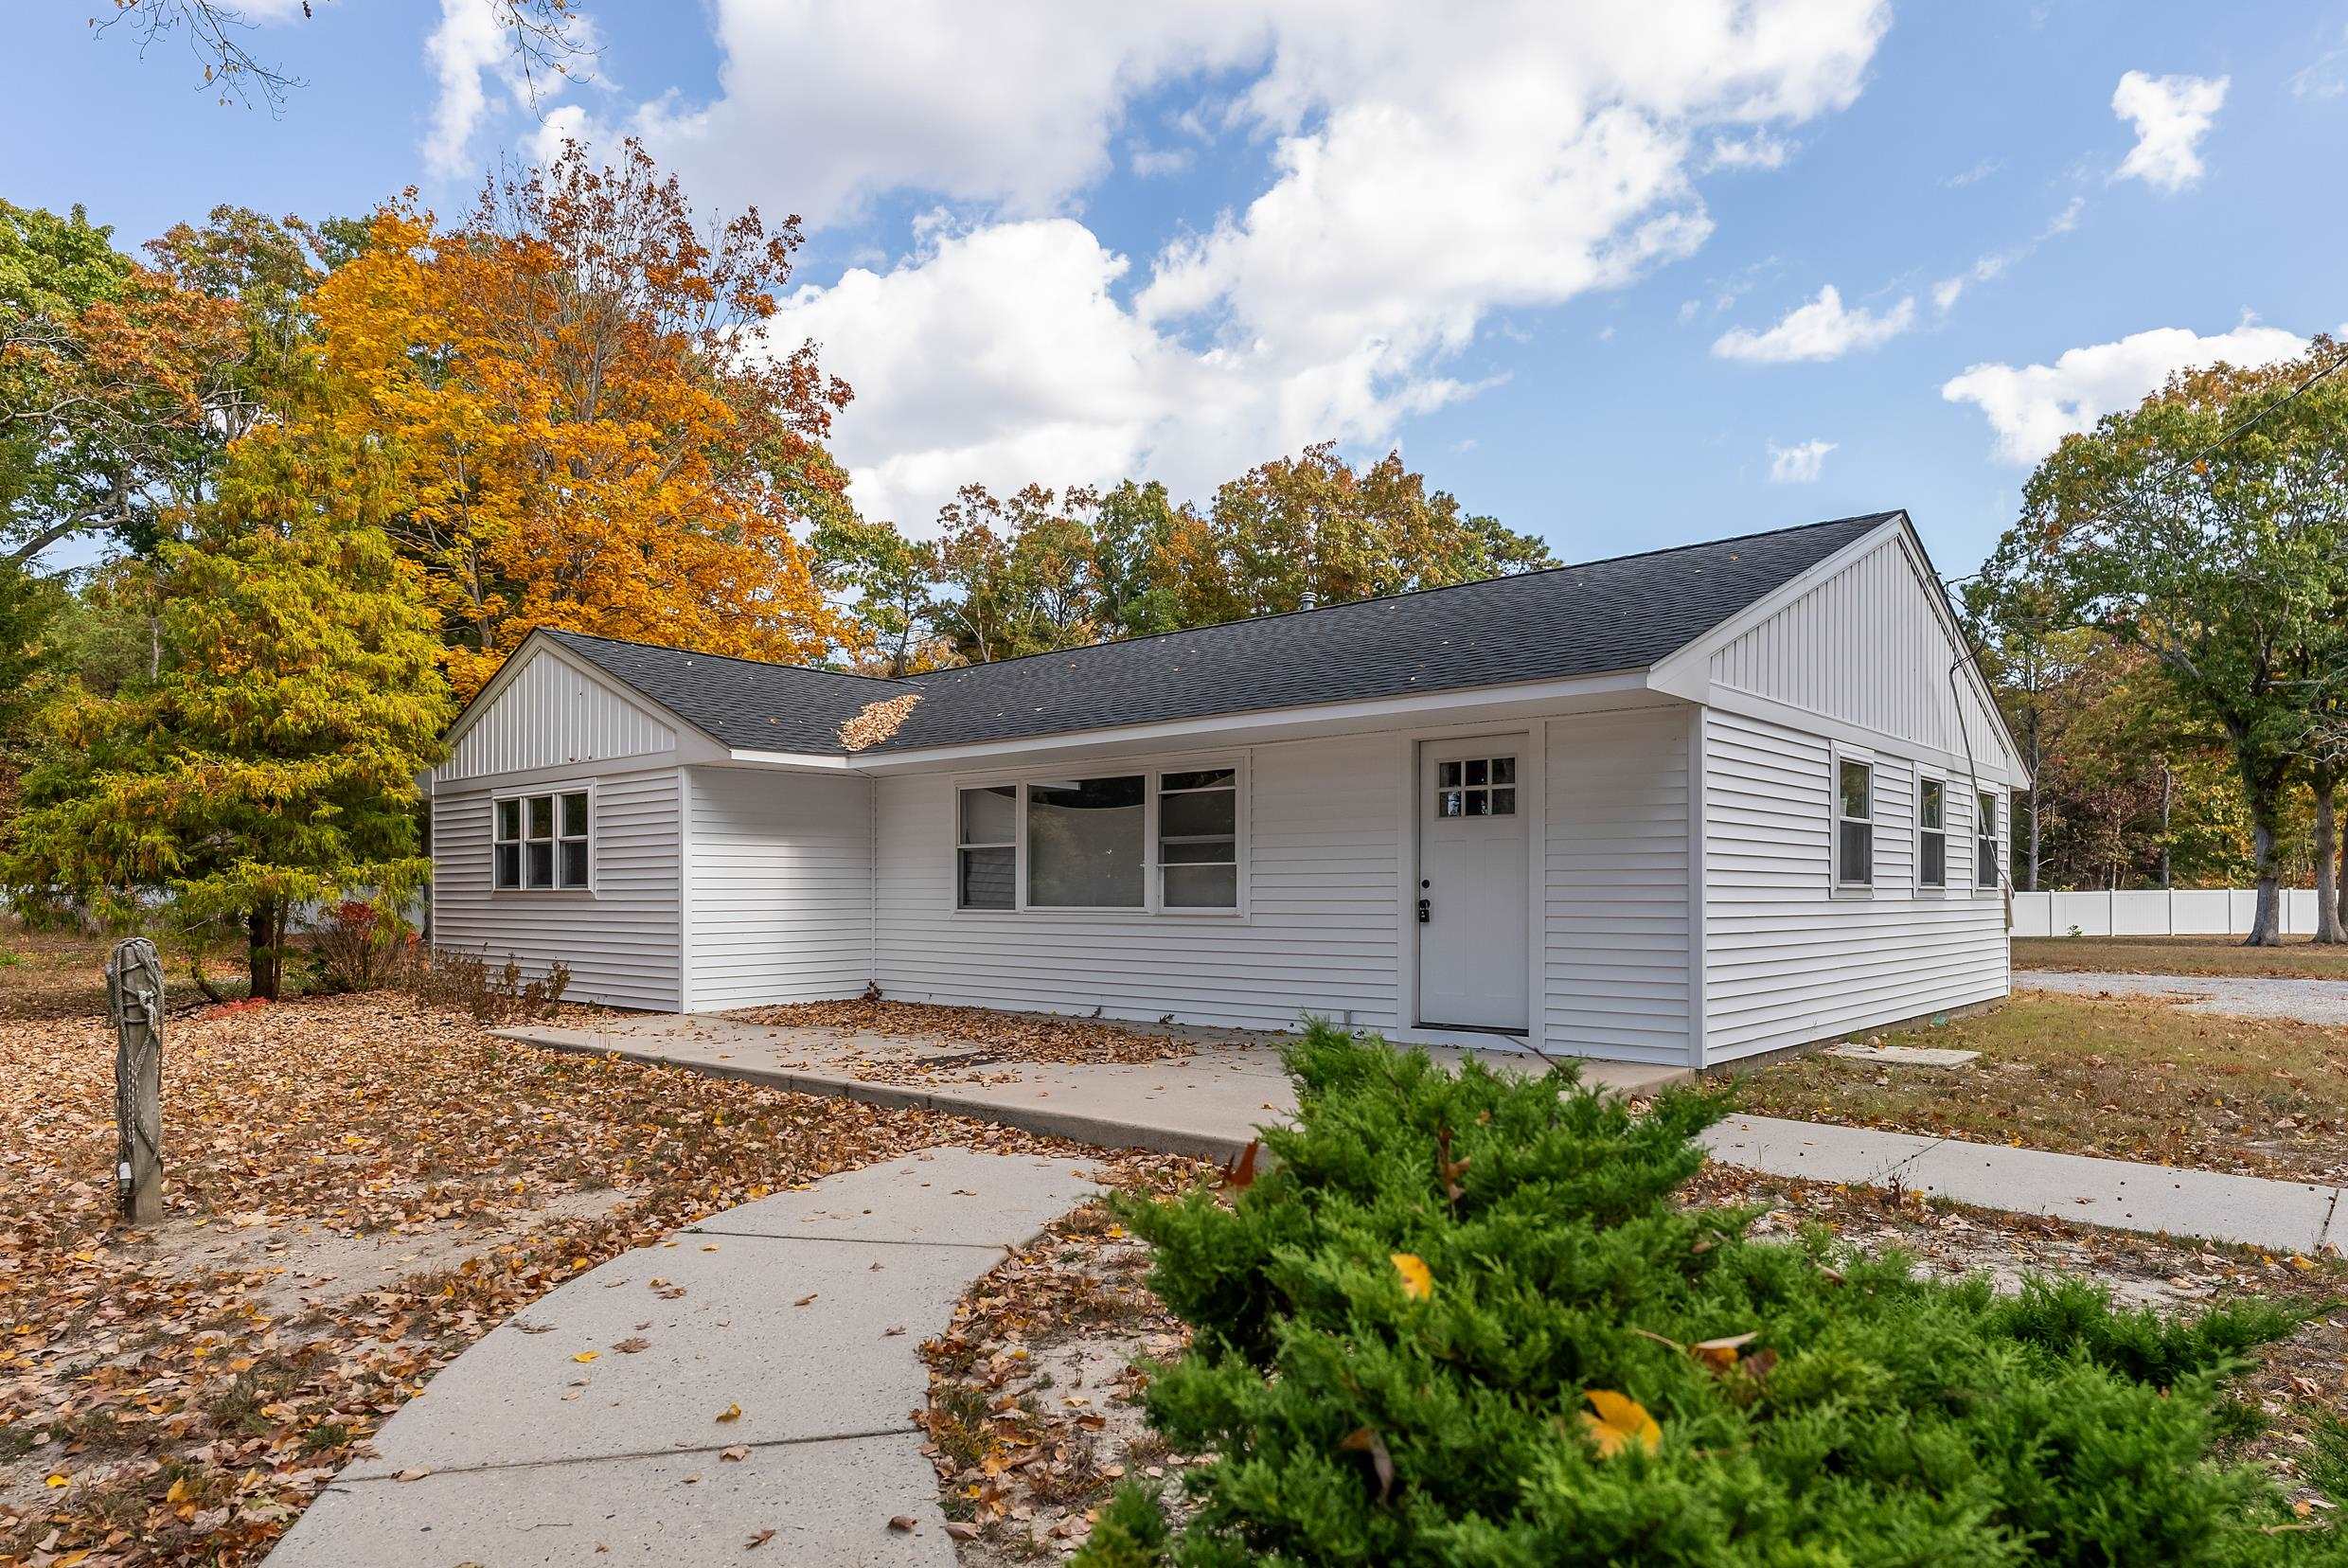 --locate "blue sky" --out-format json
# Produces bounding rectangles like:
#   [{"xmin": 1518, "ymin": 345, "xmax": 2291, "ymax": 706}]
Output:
[{"xmin": 9, "ymin": 1, "xmax": 2344, "ymax": 579}]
